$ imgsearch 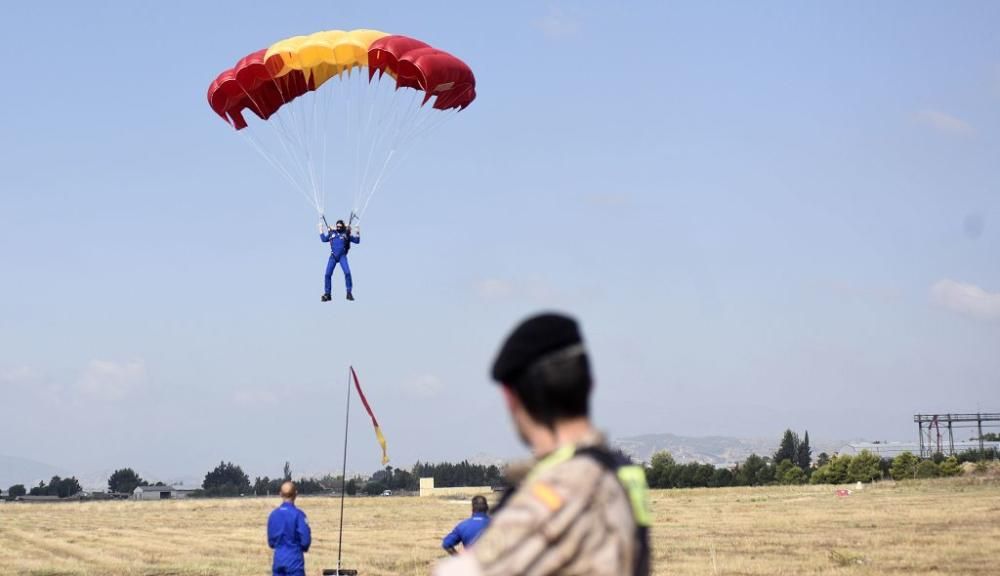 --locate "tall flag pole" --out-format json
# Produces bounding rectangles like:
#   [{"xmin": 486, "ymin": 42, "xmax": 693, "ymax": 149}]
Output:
[
  {"xmin": 350, "ymin": 366, "xmax": 389, "ymax": 465},
  {"xmin": 336, "ymin": 367, "xmax": 352, "ymax": 574}
]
